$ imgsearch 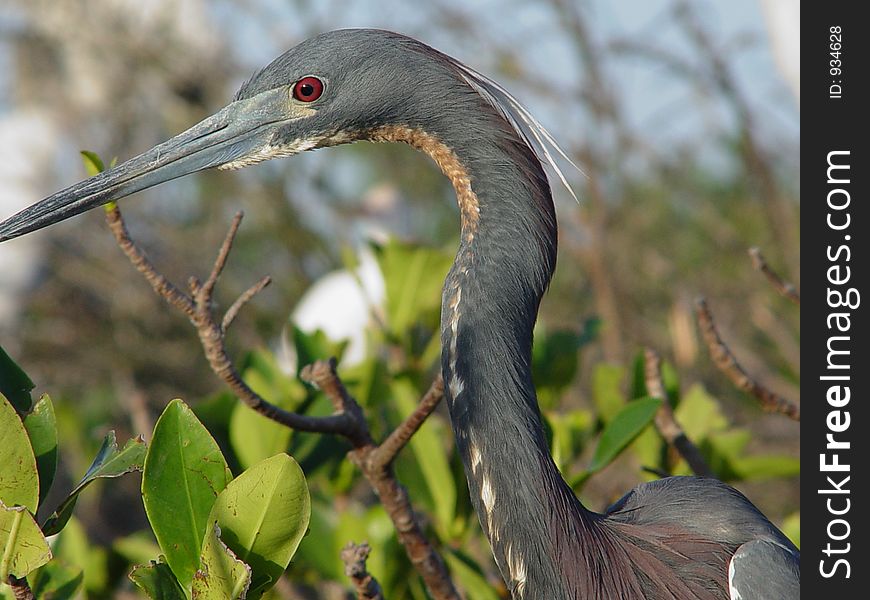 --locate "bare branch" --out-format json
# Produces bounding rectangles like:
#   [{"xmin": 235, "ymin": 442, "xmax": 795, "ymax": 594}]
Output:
[
  {"xmin": 300, "ymin": 359, "xmax": 374, "ymax": 449},
  {"xmin": 341, "ymin": 542, "xmax": 385, "ymax": 600},
  {"xmin": 104, "ymin": 206, "xmax": 460, "ymax": 600},
  {"xmin": 371, "ymin": 375, "xmax": 444, "ymax": 471},
  {"xmin": 643, "ymin": 348, "xmax": 712, "ymax": 477},
  {"xmin": 201, "ymin": 211, "xmax": 243, "ymax": 299},
  {"xmin": 104, "ymin": 206, "xmax": 195, "ymax": 318},
  {"xmin": 749, "ymin": 247, "xmax": 800, "ymax": 304},
  {"xmin": 222, "ymin": 275, "xmax": 272, "ymax": 332},
  {"xmin": 696, "ymin": 298, "xmax": 800, "ymax": 421}
]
